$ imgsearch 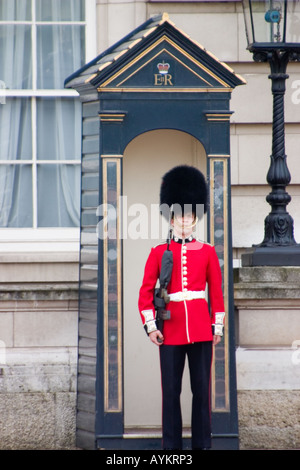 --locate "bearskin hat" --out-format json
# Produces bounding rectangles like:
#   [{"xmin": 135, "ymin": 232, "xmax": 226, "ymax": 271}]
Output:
[{"xmin": 160, "ymin": 165, "xmax": 208, "ymax": 219}]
